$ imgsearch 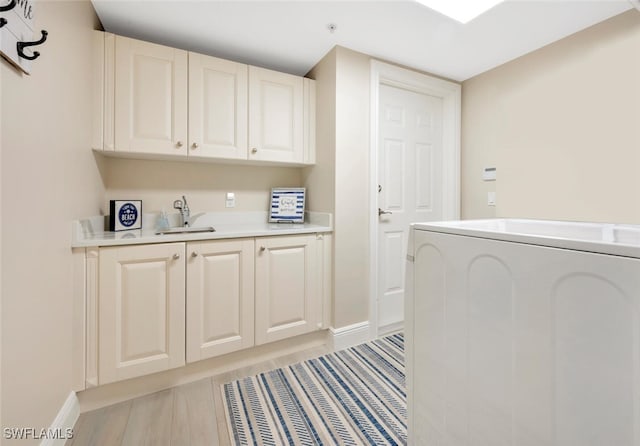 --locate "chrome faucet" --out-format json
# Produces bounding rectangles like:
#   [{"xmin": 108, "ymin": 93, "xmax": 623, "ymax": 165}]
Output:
[{"xmin": 173, "ymin": 195, "xmax": 191, "ymax": 227}]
